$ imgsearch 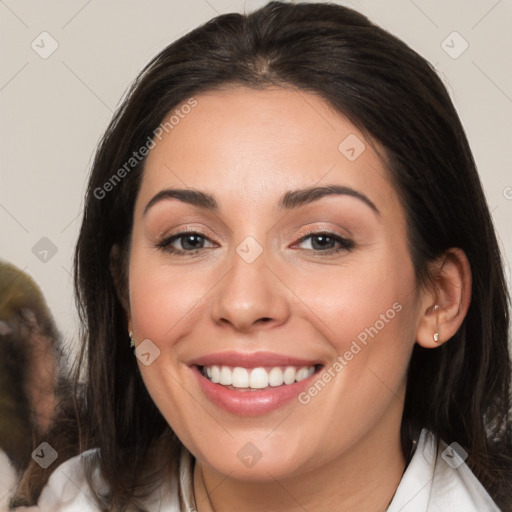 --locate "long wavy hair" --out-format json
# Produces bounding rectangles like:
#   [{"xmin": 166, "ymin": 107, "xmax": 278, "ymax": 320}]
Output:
[{"xmin": 14, "ymin": 1, "xmax": 512, "ymax": 510}]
